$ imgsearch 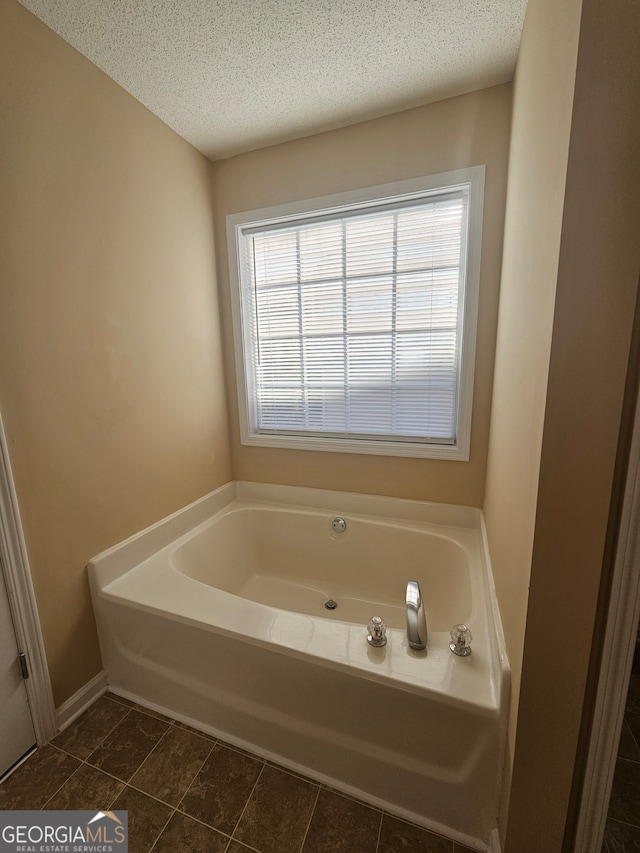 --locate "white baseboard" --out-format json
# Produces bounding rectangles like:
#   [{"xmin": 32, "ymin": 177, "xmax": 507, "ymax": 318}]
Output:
[
  {"xmin": 488, "ymin": 828, "xmax": 502, "ymax": 852},
  {"xmin": 56, "ymin": 670, "xmax": 107, "ymax": 732}
]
